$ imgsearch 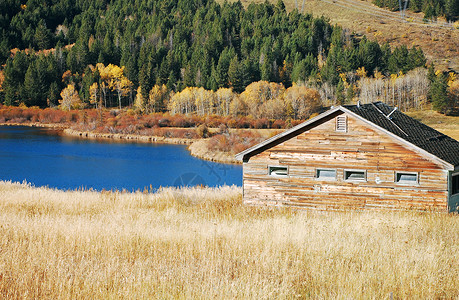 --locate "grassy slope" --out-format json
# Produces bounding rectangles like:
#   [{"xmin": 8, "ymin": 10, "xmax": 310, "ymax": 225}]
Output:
[
  {"xmin": 0, "ymin": 181, "xmax": 458, "ymax": 298},
  {"xmin": 406, "ymin": 110, "xmax": 459, "ymax": 140},
  {"xmin": 219, "ymin": 0, "xmax": 459, "ymax": 72}
]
